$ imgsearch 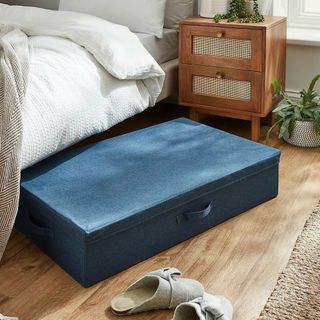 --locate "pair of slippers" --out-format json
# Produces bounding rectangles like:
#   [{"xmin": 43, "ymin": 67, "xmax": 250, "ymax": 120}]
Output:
[{"xmin": 110, "ymin": 267, "xmax": 233, "ymax": 320}]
